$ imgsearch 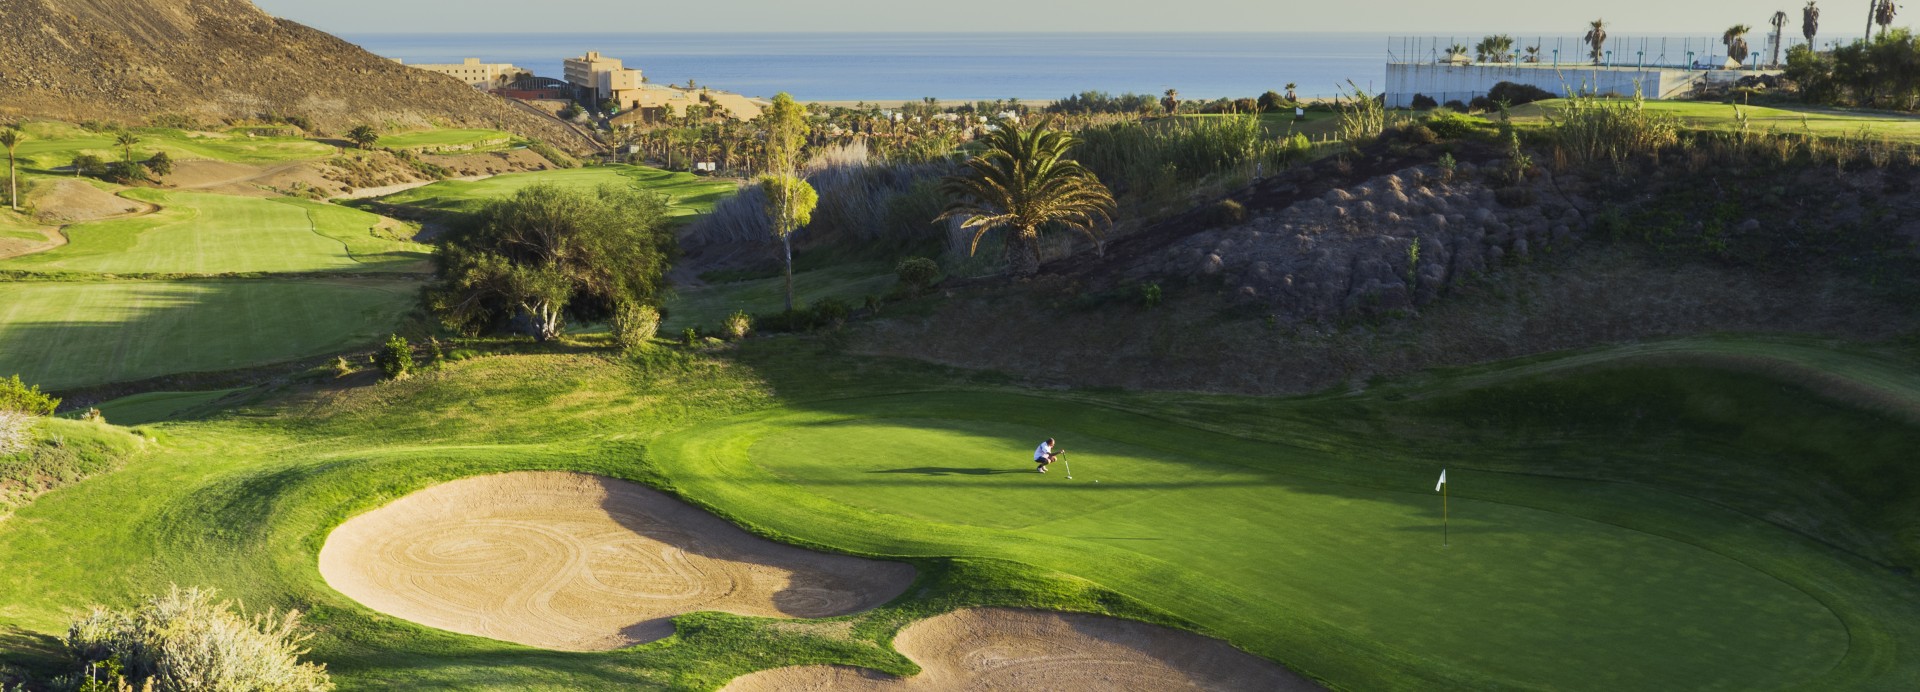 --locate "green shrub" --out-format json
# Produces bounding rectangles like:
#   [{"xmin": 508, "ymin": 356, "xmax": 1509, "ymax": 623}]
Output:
[
  {"xmin": 1549, "ymin": 93, "xmax": 1681, "ymax": 169},
  {"xmin": 374, "ymin": 334, "xmax": 413, "ymax": 380},
  {"xmin": 1410, "ymin": 94, "xmax": 1440, "ymax": 110},
  {"xmin": 1204, "ymin": 199, "xmax": 1248, "ymax": 226},
  {"xmin": 1139, "ymin": 282, "xmax": 1163, "ymax": 308},
  {"xmin": 1486, "ymin": 81, "xmax": 1555, "ymax": 106},
  {"xmin": 423, "ymin": 337, "xmax": 445, "ymax": 368},
  {"xmin": 63, "ymin": 586, "xmax": 332, "ymax": 692},
  {"xmin": 1424, "ymin": 110, "xmax": 1491, "ymax": 139},
  {"xmin": 723, "ymin": 311, "xmax": 752, "ymax": 340},
  {"xmin": 682, "ymin": 327, "xmax": 699, "ymax": 347},
  {"xmin": 330, "ymin": 356, "xmax": 355, "ymax": 379},
  {"xmin": 611, "ymin": 302, "xmax": 662, "ymax": 351},
  {"xmin": 895, "ymin": 256, "xmax": 941, "ymax": 294},
  {"xmin": 0, "ymin": 375, "xmax": 59, "ymax": 416},
  {"xmin": 812, "ymin": 297, "xmax": 851, "ymax": 326}
]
